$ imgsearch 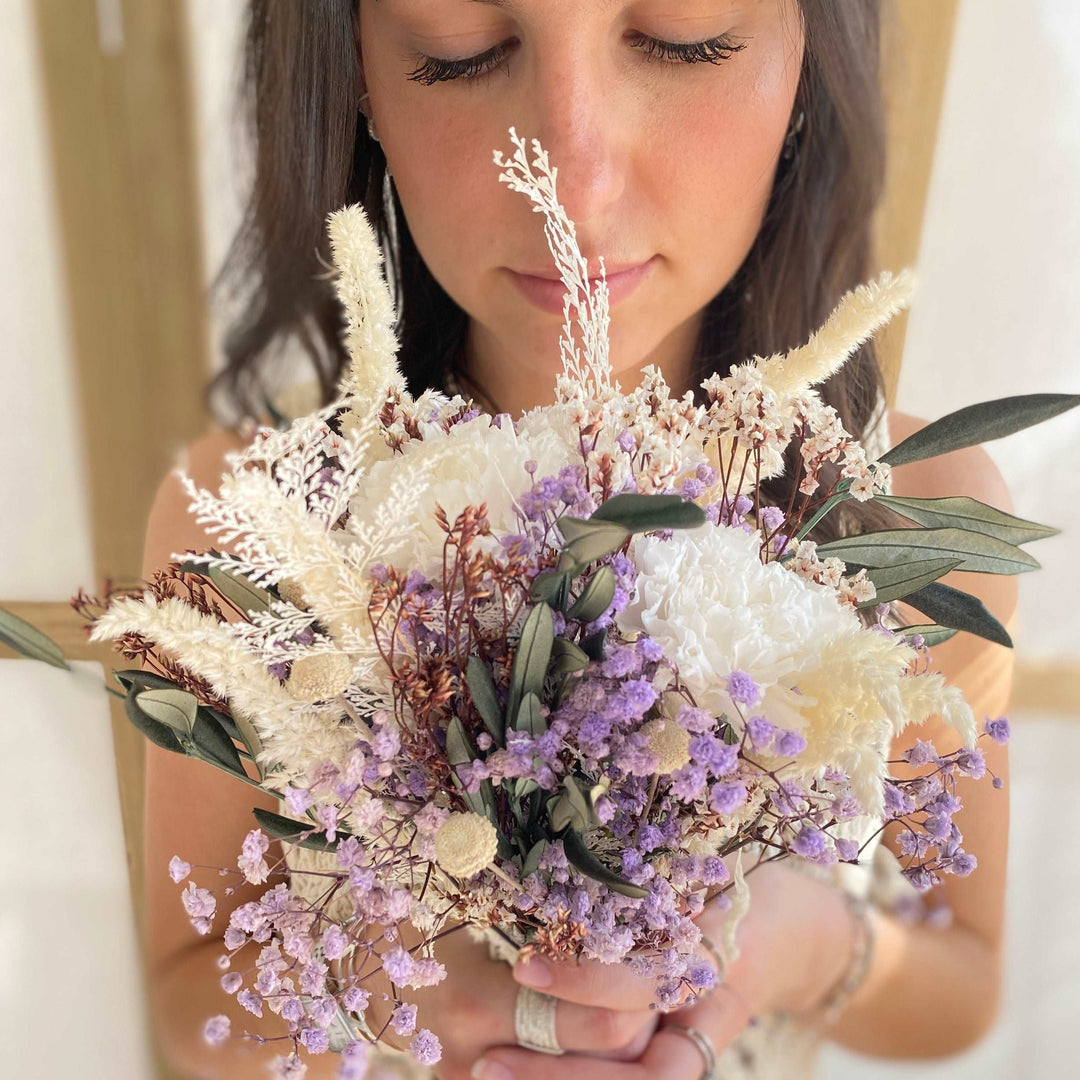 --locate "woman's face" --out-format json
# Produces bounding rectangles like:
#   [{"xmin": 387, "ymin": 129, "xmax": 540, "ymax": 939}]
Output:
[{"xmin": 358, "ymin": 0, "xmax": 804, "ymax": 412}]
